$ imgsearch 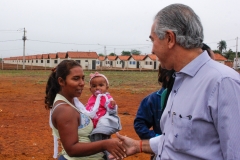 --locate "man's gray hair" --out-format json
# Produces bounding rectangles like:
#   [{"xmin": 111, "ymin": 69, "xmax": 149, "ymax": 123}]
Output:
[{"xmin": 154, "ymin": 4, "xmax": 203, "ymax": 49}]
